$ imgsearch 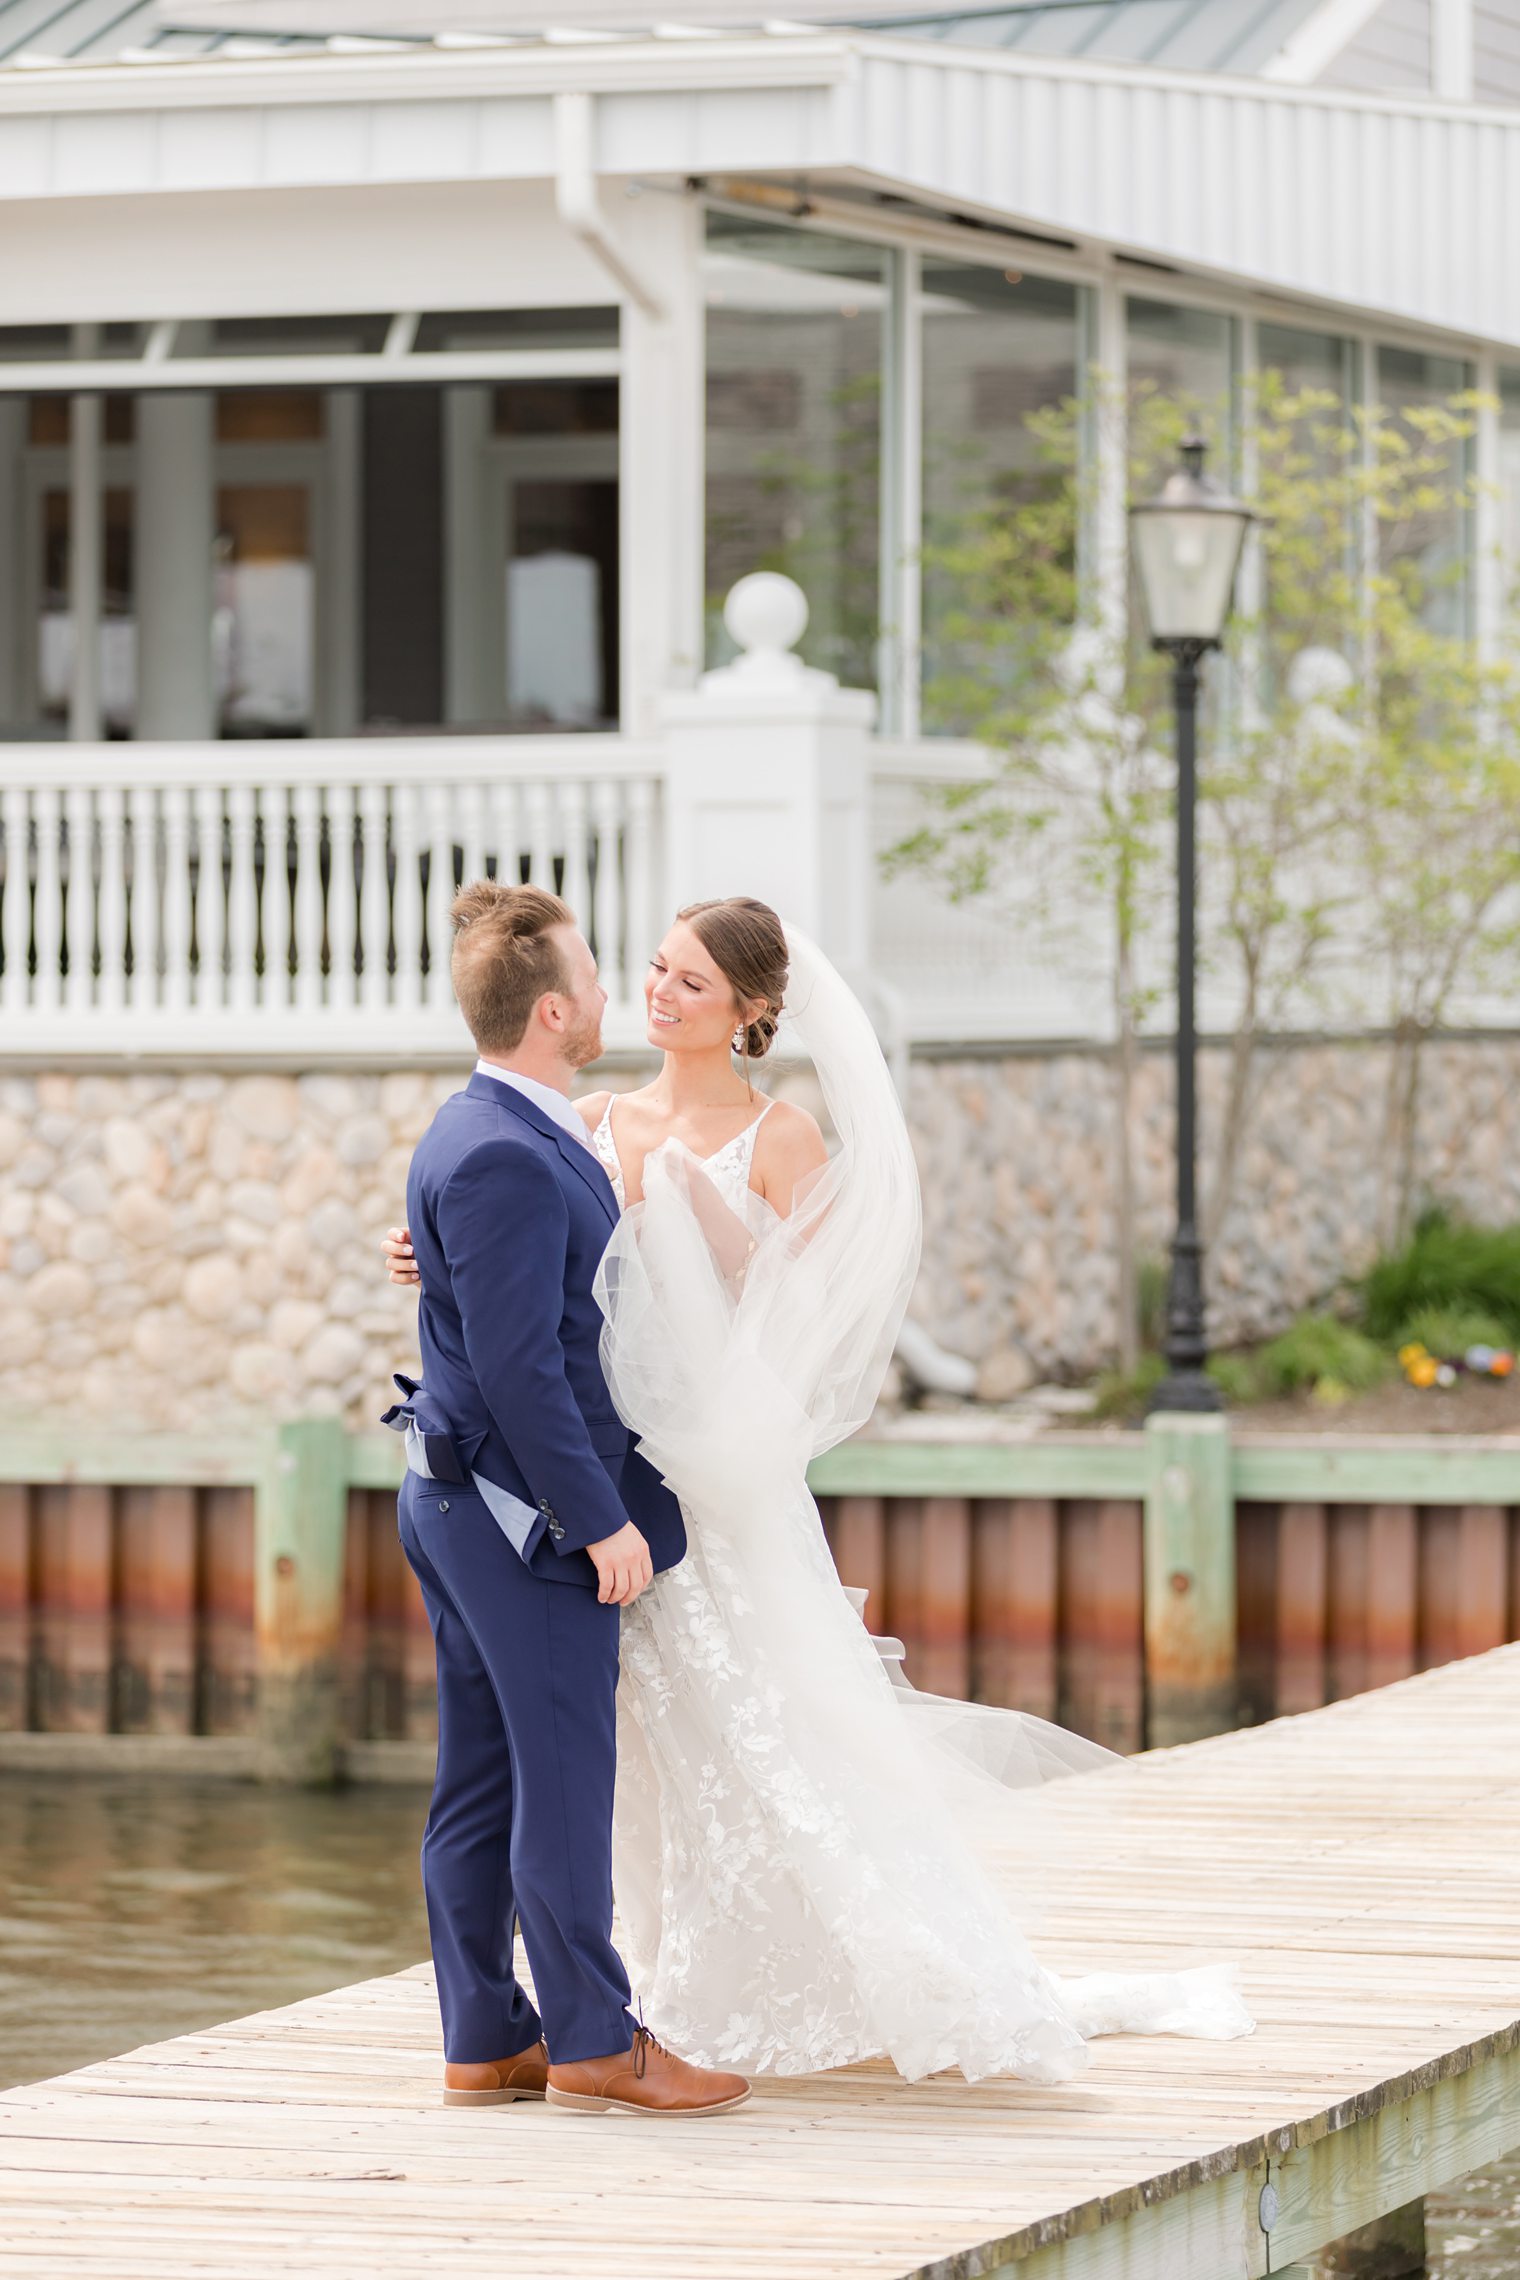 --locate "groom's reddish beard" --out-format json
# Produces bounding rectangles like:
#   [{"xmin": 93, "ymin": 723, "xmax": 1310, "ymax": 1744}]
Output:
[{"xmin": 563, "ymin": 1004, "xmax": 604, "ymax": 1071}]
